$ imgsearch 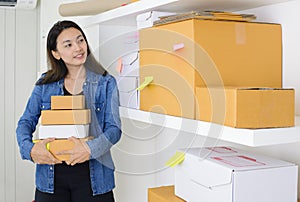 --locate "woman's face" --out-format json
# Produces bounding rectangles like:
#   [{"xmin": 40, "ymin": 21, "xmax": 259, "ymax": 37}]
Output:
[{"xmin": 51, "ymin": 27, "xmax": 87, "ymax": 69}]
